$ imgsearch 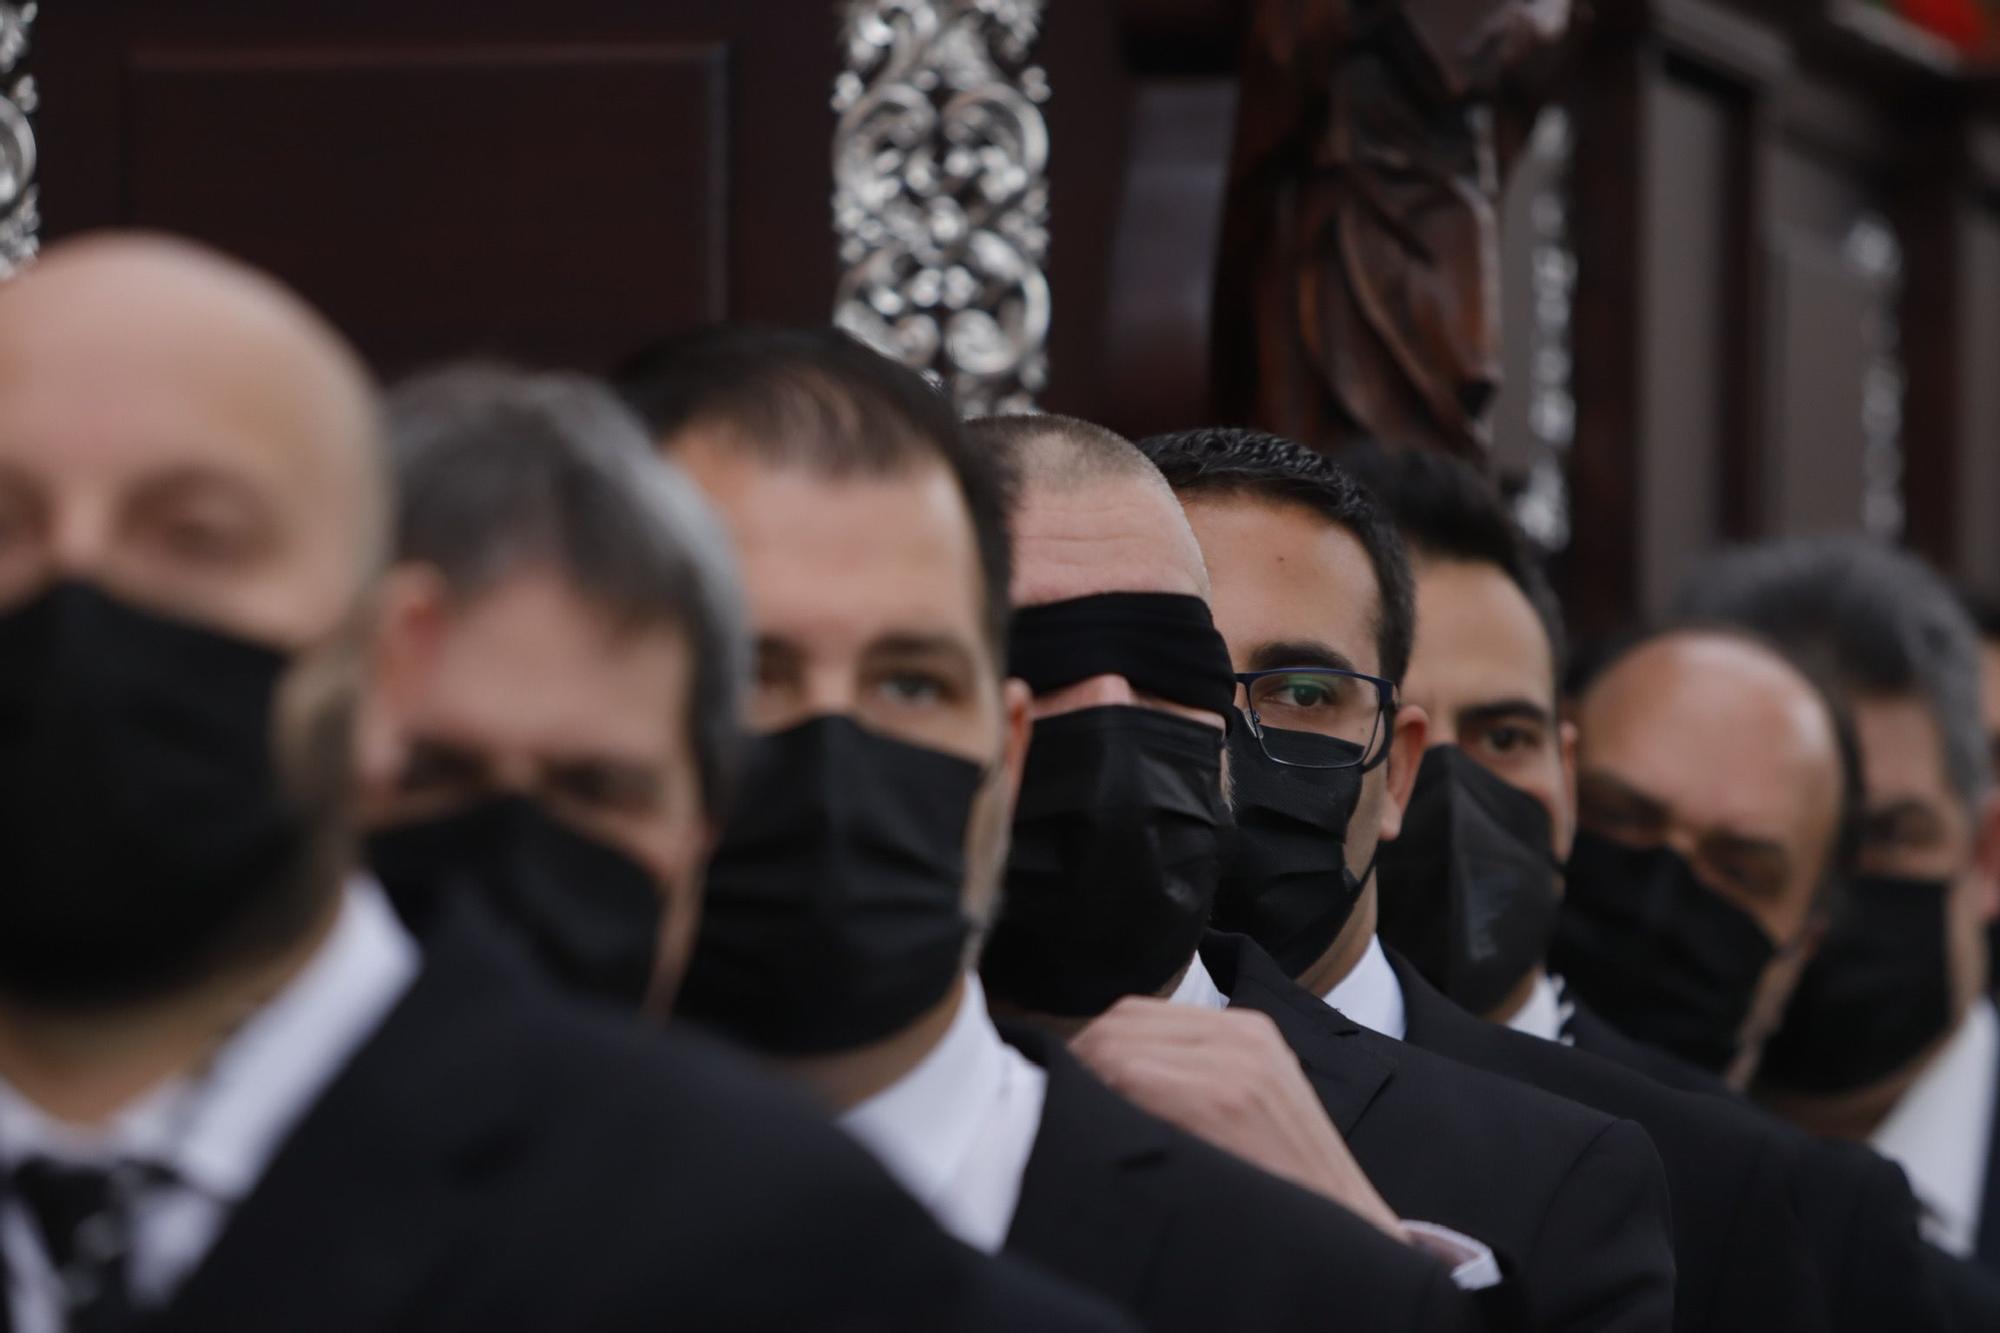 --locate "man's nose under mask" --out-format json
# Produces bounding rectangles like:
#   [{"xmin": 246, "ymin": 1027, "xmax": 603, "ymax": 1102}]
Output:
[
  {"xmin": 984, "ymin": 705, "xmax": 1229, "ymax": 1017},
  {"xmin": 1211, "ymin": 720, "xmax": 1372, "ymax": 980},
  {"xmin": 676, "ymin": 714, "xmax": 982, "ymax": 1057},
  {"xmin": 367, "ymin": 795, "xmax": 666, "ymax": 1010},
  {"xmin": 1551, "ymin": 831, "xmax": 1778, "ymax": 1074},
  {"xmin": 1376, "ymin": 746, "xmax": 1562, "ymax": 1017}
]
